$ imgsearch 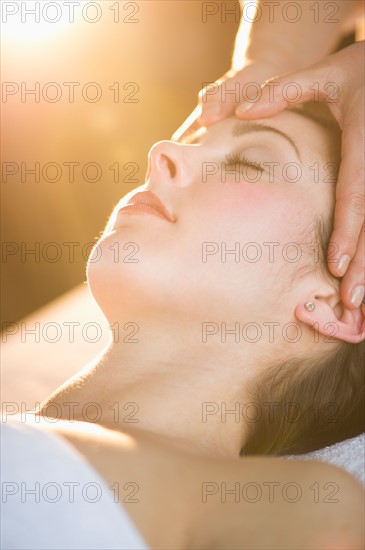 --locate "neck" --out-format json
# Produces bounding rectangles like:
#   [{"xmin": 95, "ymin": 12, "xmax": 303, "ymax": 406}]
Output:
[{"xmin": 40, "ymin": 319, "xmax": 266, "ymax": 457}]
